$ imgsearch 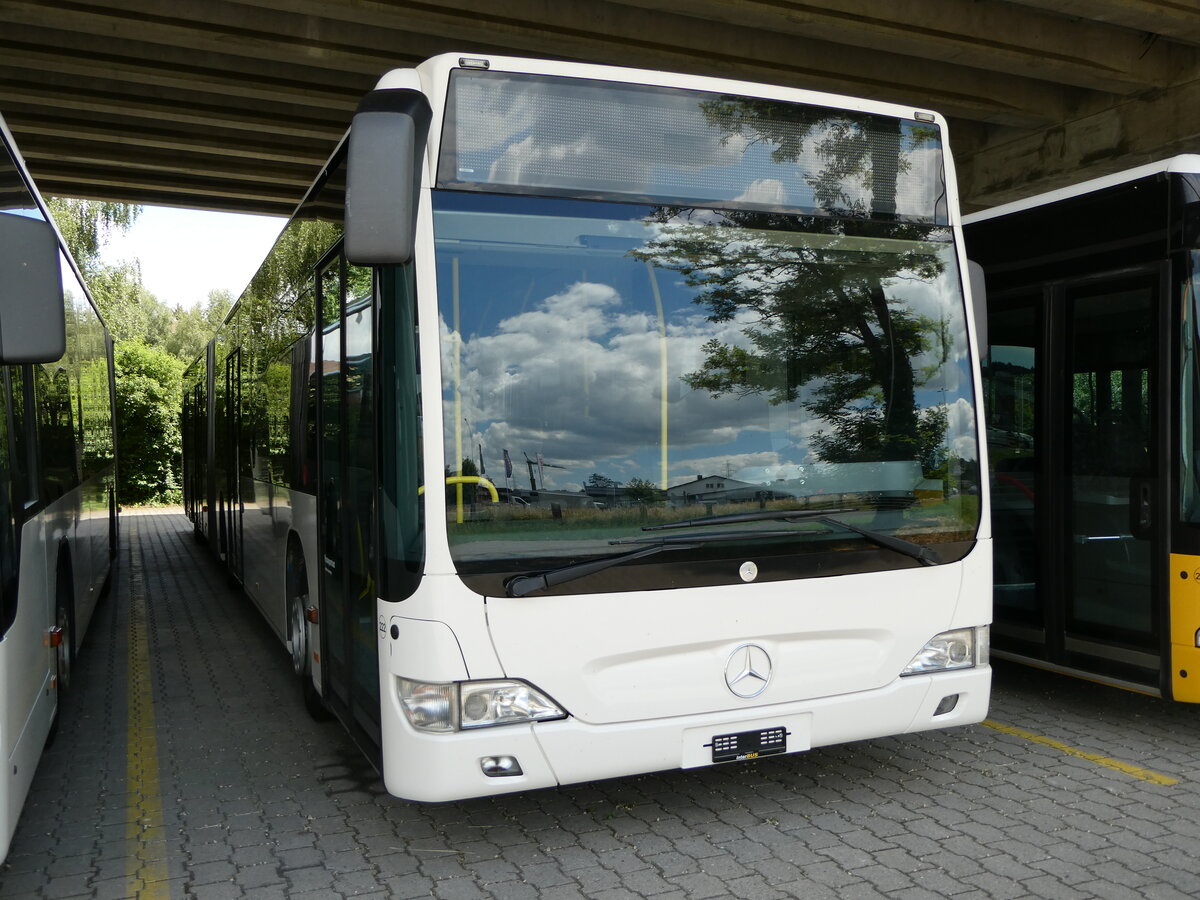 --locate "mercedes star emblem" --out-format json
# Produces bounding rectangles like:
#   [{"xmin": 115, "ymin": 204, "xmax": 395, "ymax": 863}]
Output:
[{"xmin": 725, "ymin": 643, "xmax": 772, "ymax": 698}]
